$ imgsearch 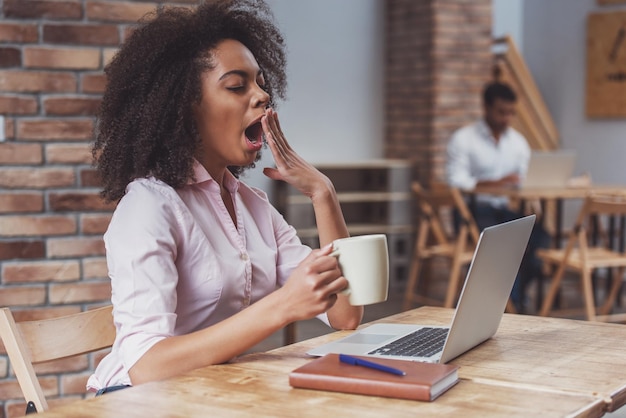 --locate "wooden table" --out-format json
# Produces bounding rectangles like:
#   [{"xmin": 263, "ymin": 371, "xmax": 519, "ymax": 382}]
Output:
[
  {"xmin": 35, "ymin": 307, "xmax": 626, "ymax": 417},
  {"xmin": 472, "ymin": 184, "xmax": 626, "ymax": 242},
  {"xmin": 471, "ymin": 184, "xmax": 626, "ymax": 308}
]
